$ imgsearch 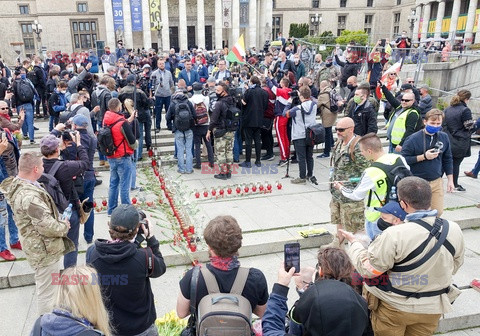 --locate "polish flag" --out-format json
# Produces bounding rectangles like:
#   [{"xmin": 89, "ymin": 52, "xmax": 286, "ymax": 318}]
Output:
[{"xmin": 226, "ymin": 34, "xmax": 246, "ymax": 64}]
